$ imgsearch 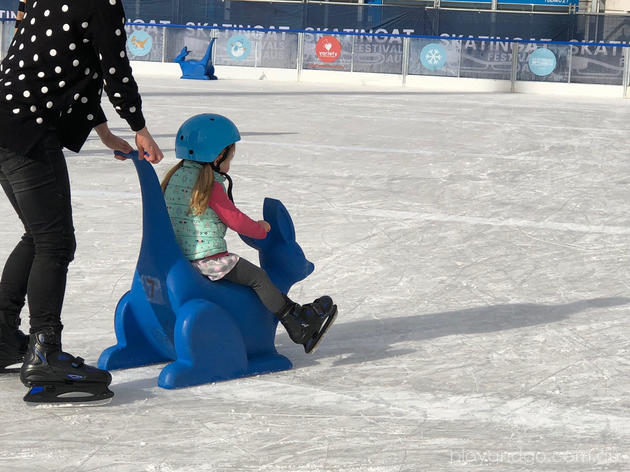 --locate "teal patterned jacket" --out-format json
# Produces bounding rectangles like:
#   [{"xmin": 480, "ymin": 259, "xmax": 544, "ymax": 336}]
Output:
[{"xmin": 164, "ymin": 160, "xmax": 228, "ymax": 260}]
